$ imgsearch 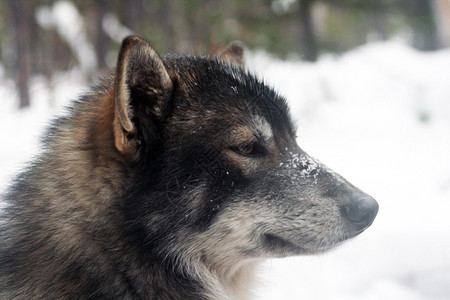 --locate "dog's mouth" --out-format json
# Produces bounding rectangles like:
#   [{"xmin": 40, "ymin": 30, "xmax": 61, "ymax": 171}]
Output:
[
  {"xmin": 263, "ymin": 233, "xmax": 301, "ymax": 252},
  {"xmin": 262, "ymin": 233, "xmax": 311, "ymax": 255},
  {"xmin": 262, "ymin": 232, "xmax": 358, "ymax": 255}
]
